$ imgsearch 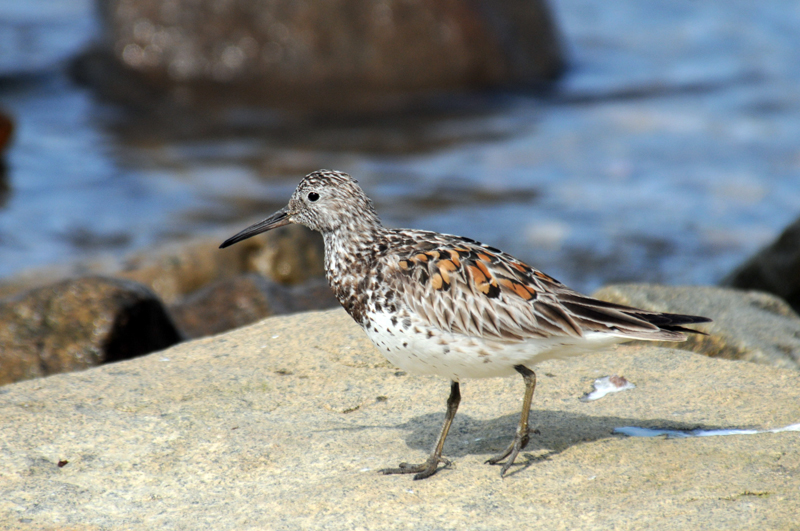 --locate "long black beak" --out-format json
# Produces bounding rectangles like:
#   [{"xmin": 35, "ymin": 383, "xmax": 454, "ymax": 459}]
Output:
[{"xmin": 219, "ymin": 207, "xmax": 292, "ymax": 249}]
